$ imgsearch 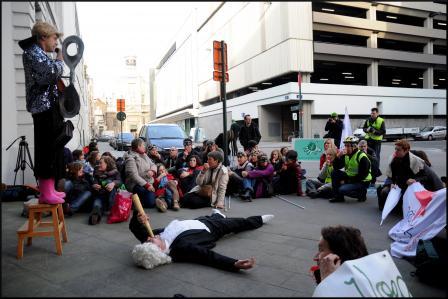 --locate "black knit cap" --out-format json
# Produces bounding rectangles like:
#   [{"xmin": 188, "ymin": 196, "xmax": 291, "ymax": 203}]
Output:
[{"xmin": 286, "ymin": 150, "xmax": 298, "ymax": 161}]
